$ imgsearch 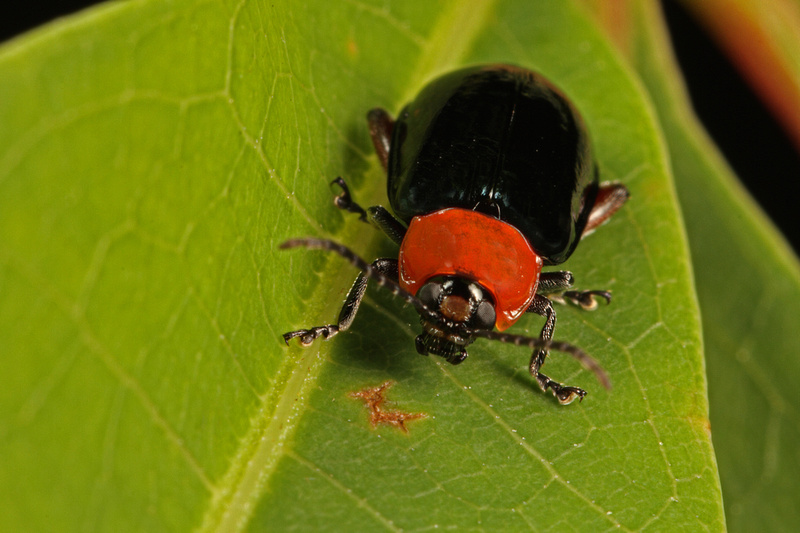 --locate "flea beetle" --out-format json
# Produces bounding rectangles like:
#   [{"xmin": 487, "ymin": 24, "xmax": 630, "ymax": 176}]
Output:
[{"xmin": 282, "ymin": 64, "xmax": 629, "ymax": 404}]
